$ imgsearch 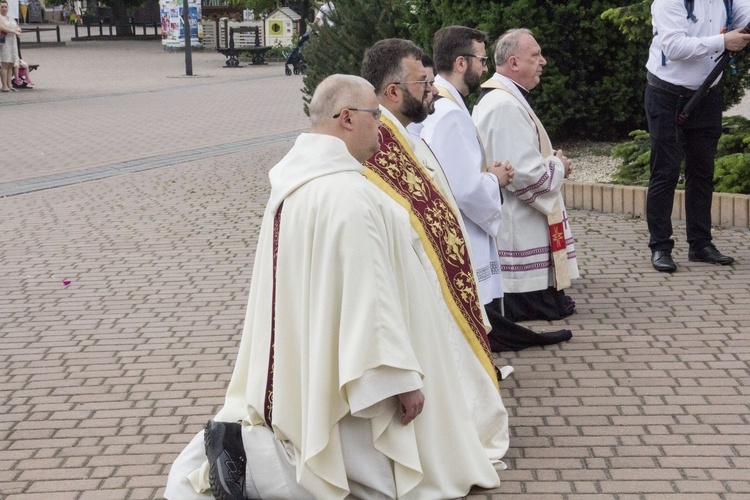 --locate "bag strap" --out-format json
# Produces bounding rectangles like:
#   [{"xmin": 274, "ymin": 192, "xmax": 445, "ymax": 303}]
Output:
[
  {"xmin": 665, "ymin": 1, "xmax": 733, "ymax": 65},
  {"xmin": 685, "ymin": 0, "xmax": 697, "ymax": 22}
]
